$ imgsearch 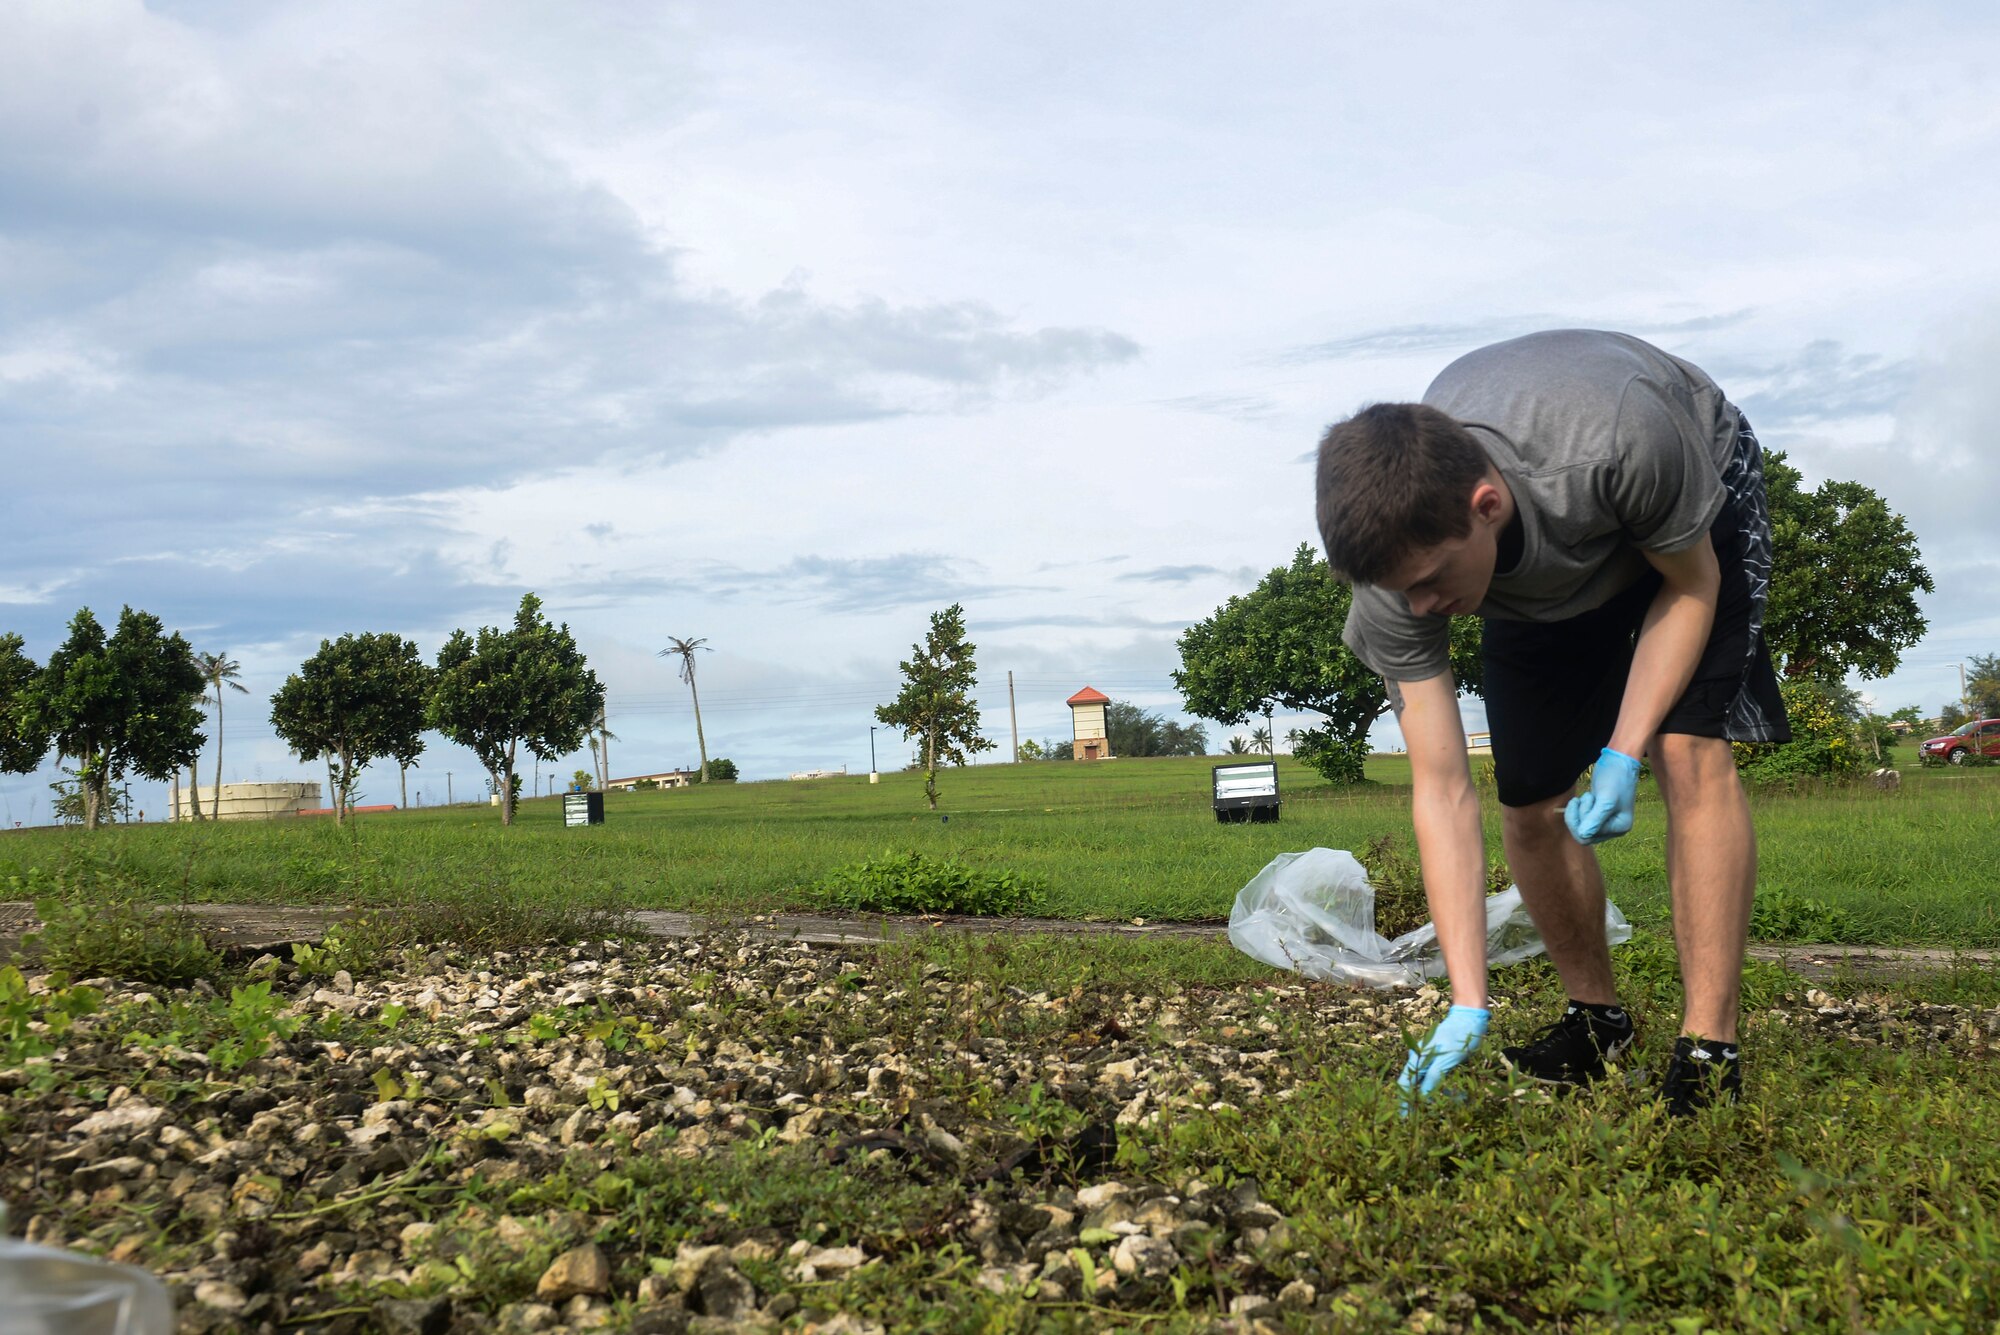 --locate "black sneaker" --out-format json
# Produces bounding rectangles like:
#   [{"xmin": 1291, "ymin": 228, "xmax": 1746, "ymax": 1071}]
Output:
[
  {"xmin": 1498, "ymin": 1003, "xmax": 1635, "ymax": 1086},
  {"xmin": 1660, "ymin": 1036, "xmax": 1741, "ymax": 1116}
]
